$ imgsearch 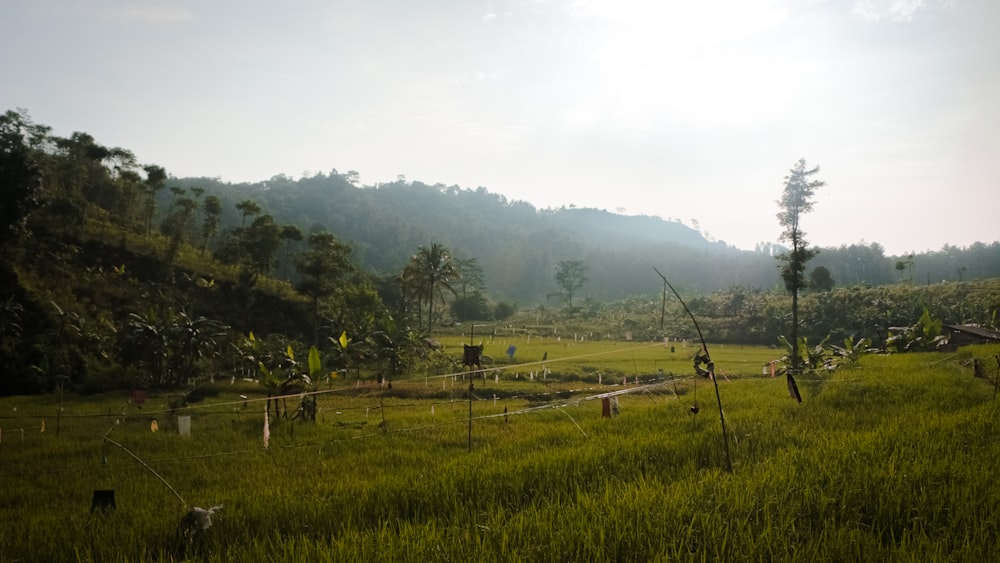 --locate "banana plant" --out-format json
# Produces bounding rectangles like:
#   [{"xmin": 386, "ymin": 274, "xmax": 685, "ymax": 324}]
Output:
[
  {"xmin": 886, "ymin": 308, "xmax": 948, "ymax": 352},
  {"xmin": 806, "ymin": 335, "xmax": 832, "ymax": 369},
  {"xmin": 237, "ymin": 332, "xmax": 305, "ymax": 419},
  {"xmin": 295, "ymin": 345, "xmax": 326, "ymax": 422},
  {"xmin": 307, "ymin": 345, "xmax": 324, "ymax": 384},
  {"xmin": 256, "ymin": 360, "xmax": 284, "ymax": 419},
  {"xmin": 830, "ymin": 336, "xmax": 871, "ymax": 365},
  {"xmin": 777, "ymin": 334, "xmax": 831, "ymax": 373}
]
